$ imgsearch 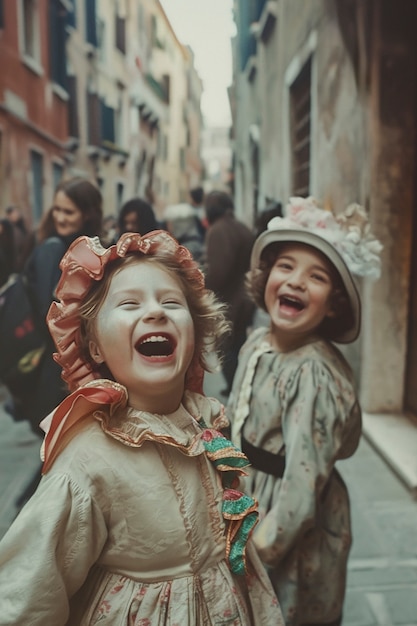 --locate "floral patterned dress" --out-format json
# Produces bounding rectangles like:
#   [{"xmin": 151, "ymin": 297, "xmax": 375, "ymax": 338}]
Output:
[
  {"xmin": 228, "ymin": 327, "xmax": 362, "ymax": 626},
  {"xmin": 0, "ymin": 390, "xmax": 283, "ymax": 626}
]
